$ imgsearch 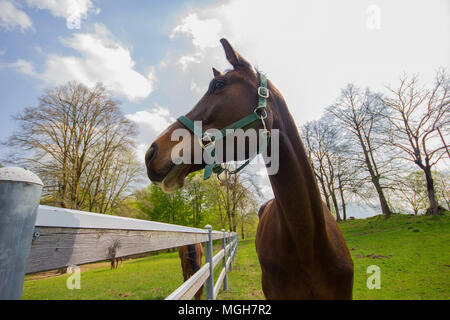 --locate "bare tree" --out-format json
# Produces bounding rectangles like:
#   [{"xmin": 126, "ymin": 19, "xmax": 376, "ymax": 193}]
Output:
[
  {"xmin": 383, "ymin": 70, "xmax": 449, "ymax": 215},
  {"xmin": 302, "ymin": 118, "xmax": 361, "ymax": 221},
  {"xmin": 302, "ymin": 121, "xmax": 333, "ymax": 211},
  {"xmin": 327, "ymin": 84, "xmax": 395, "ymax": 218},
  {"xmin": 301, "ymin": 120, "xmax": 343, "ymax": 220},
  {"xmin": 2, "ymin": 82, "xmax": 141, "ymax": 213},
  {"xmin": 333, "ymin": 146, "xmax": 356, "ymax": 221}
]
